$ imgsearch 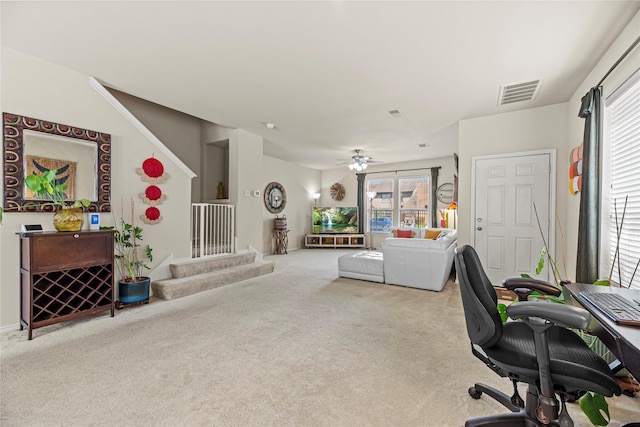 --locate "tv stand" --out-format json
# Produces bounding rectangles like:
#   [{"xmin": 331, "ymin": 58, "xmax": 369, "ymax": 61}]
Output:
[{"xmin": 305, "ymin": 234, "xmax": 365, "ymax": 249}]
